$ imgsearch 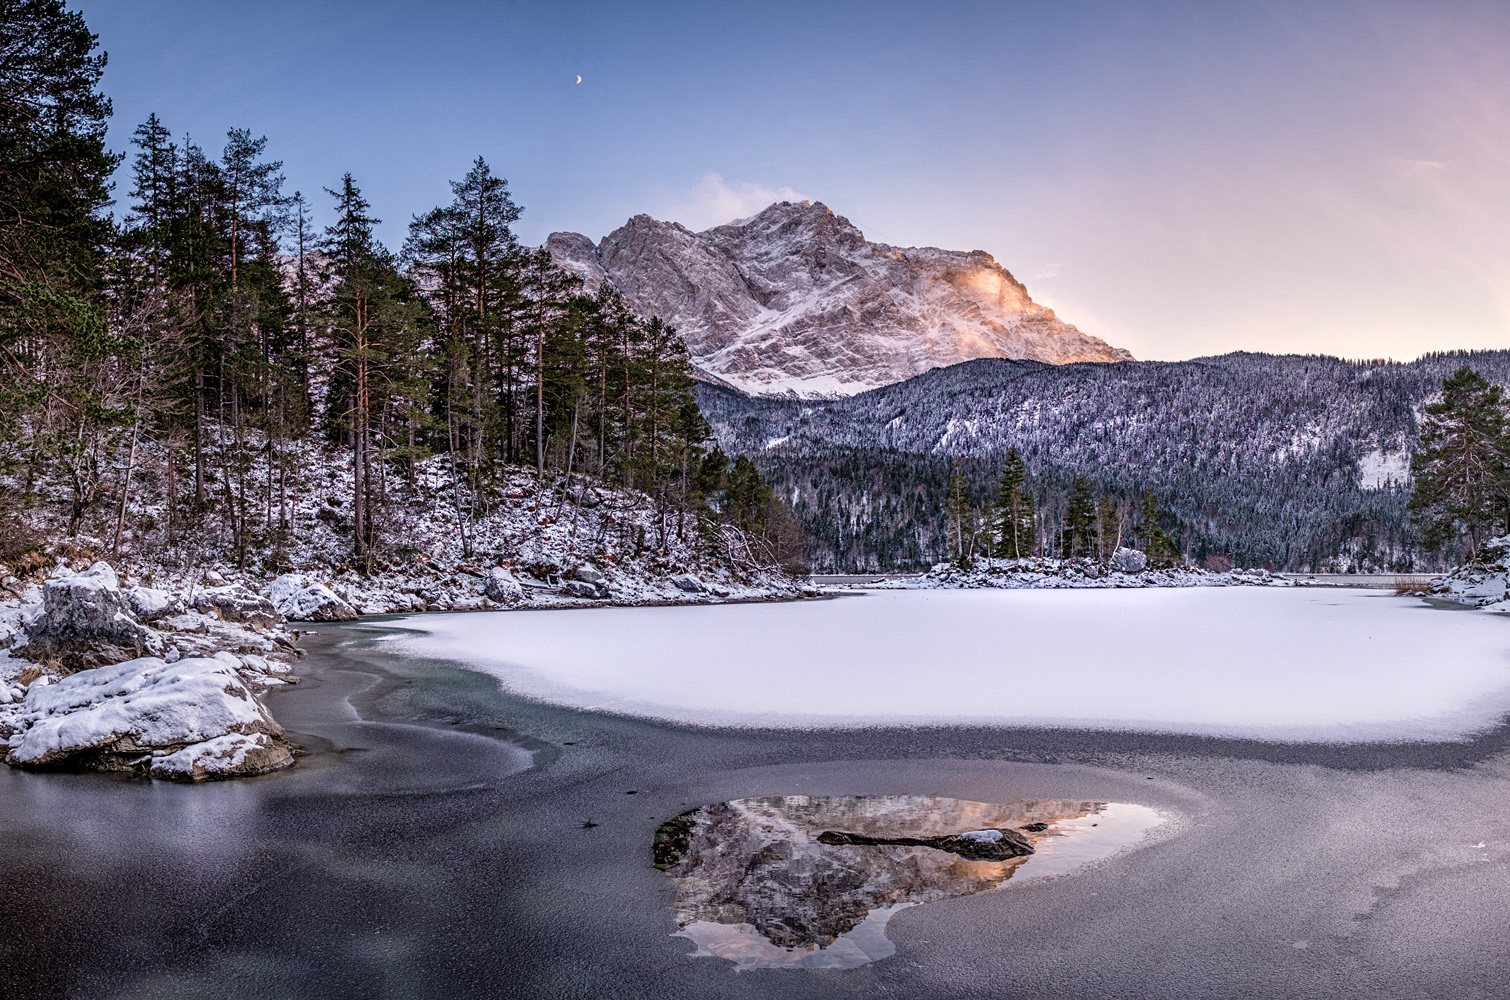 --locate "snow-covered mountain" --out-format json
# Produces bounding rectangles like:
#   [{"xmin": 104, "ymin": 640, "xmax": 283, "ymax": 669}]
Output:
[{"xmin": 547, "ymin": 201, "xmax": 1131, "ymax": 398}]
